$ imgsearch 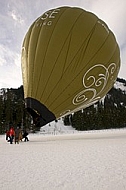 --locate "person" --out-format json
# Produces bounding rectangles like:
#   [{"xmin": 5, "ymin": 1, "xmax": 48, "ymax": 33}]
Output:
[
  {"xmin": 22, "ymin": 130, "xmax": 29, "ymax": 142},
  {"xmin": 6, "ymin": 130, "xmax": 10, "ymax": 142},
  {"xmin": 14, "ymin": 126, "xmax": 21, "ymax": 144},
  {"xmin": 19, "ymin": 130, "xmax": 23, "ymax": 142},
  {"xmin": 9, "ymin": 126, "xmax": 15, "ymax": 144}
]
